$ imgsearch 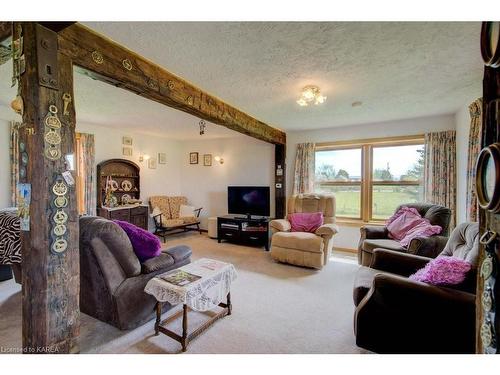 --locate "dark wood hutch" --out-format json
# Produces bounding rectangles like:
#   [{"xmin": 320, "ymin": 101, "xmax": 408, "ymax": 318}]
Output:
[{"xmin": 96, "ymin": 158, "xmax": 148, "ymax": 229}]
